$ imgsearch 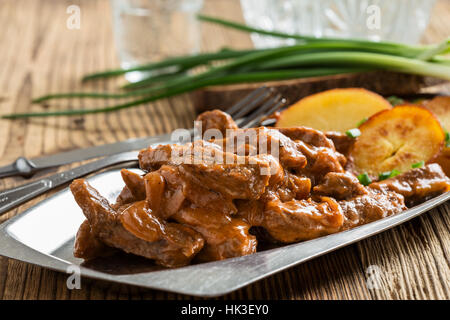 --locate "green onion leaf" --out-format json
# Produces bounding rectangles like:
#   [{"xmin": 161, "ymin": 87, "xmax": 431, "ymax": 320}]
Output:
[
  {"xmin": 412, "ymin": 161, "xmax": 425, "ymax": 168},
  {"xmin": 387, "ymin": 96, "xmax": 405, "ymax": 106},
  {"xmin": 378, "ymin": 169, "xmax": 401, "ymax": 181},
  {"xmin": 345, "ymin": 128, "xmax": 361, "ymax": 138},
  {"xmin": 389, "ymin": 169, "xmax": 401, "ymax": 178},
  {"xmin": 5, "ymin": 15, "xmax": 450, "ymax": 119},
  {"xmin": 378, "ymin": 171, "xmax": 392, "ymax": 181},
  {"xmin": 445, "ymin": 131, "xmax": 450, "ymax": 148},
  {"xmin": 356, "ymin": 117, "xmax": 368, "ymax": 127},
  {"xmin": 197, "ymin": 14, "xmax": 427, "ymax": 58},
  {"xmin": 357, "ymin": 173, "xmax": 372, "ymax": 186}
]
